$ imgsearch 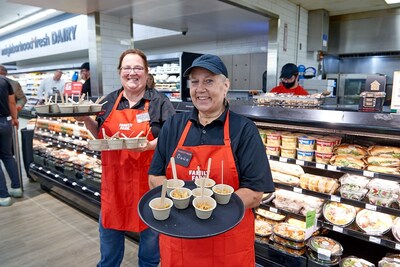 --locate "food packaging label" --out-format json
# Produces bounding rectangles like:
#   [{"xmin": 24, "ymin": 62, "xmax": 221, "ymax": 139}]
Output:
[{"xmin": 305, "ymin": 210, "xmax": 317, "ymax": 239}]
